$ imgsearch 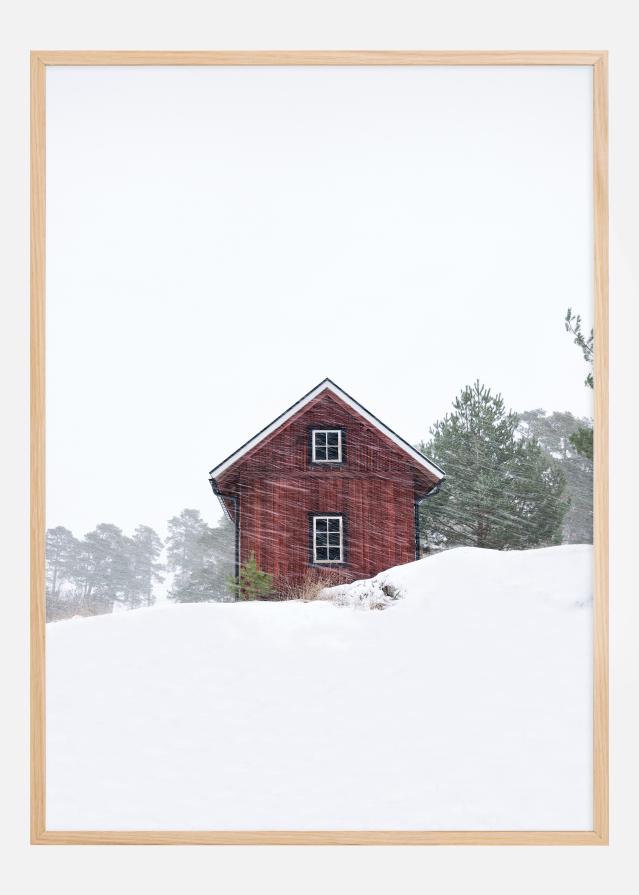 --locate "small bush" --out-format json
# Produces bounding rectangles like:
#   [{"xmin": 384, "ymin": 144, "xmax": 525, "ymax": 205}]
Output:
[{"xmin": 227, "ymin": 553, "xmax": 273, "ymax": 601}]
